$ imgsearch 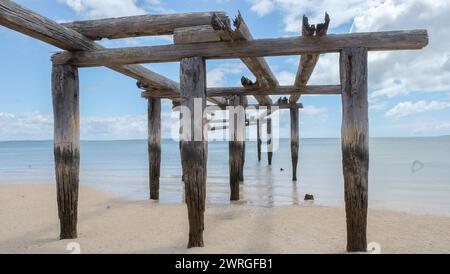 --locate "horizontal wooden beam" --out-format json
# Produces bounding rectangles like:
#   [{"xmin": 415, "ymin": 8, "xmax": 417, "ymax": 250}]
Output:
[
  {"xmin": 244, "ymin": 103, "xmax": 303, "ymax": 110},
  {"xmin": 142, "ymin": 85, "xmax": 341, "ymax": 98},
  {"xmin": 62, "ymin": 12, "xmax": 227, "ymax": 40},
  {"xmin": 173, "ymin": 25, "xmax": 220, "ymax": 44},
  {"xmin": 0, "ymin": 0, "xmax": 178, "ymax": 92},
  {"xmin": 207, "ymin": 103, "xmax": 303, "ymax": 110},
  {"xmin": 208, "ymin": 85, "xmax": 340, "ymax": 97},
  {"xmin": 52, "ymin": 30, "xmax": 428, "ymax": 67}
]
